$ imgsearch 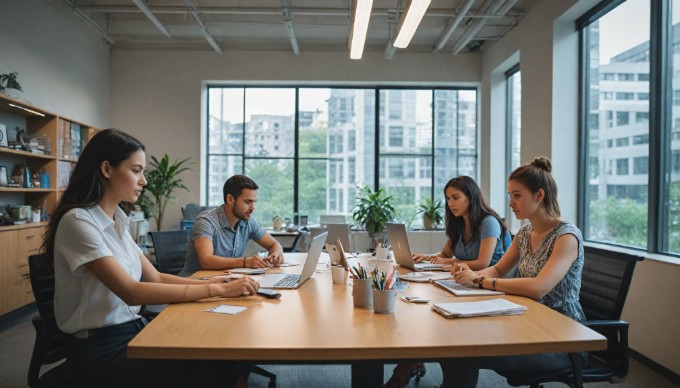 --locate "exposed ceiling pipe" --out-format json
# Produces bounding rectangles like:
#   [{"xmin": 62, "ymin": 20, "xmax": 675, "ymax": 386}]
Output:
[
  {"xmin": 63, "ymin": 0, "xmax": 115, "ymax": 45},
  {"xmin": 132, "ymin": 0, "xmax": 172, "ymax": 38},
  {"xmin": 450, "ymin": 0, "xmax": 516, "ymax": 55},
  {"xmin": 186, "ymin": 0, "xmax": 223, "ymax": 54},
  {"xmin": 432, "ymin": 0, "xmax": 475, "ymax": 53},
  {"xmin": 281, "ymin": 0, "xmax": 300, "ymax": 55}
]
